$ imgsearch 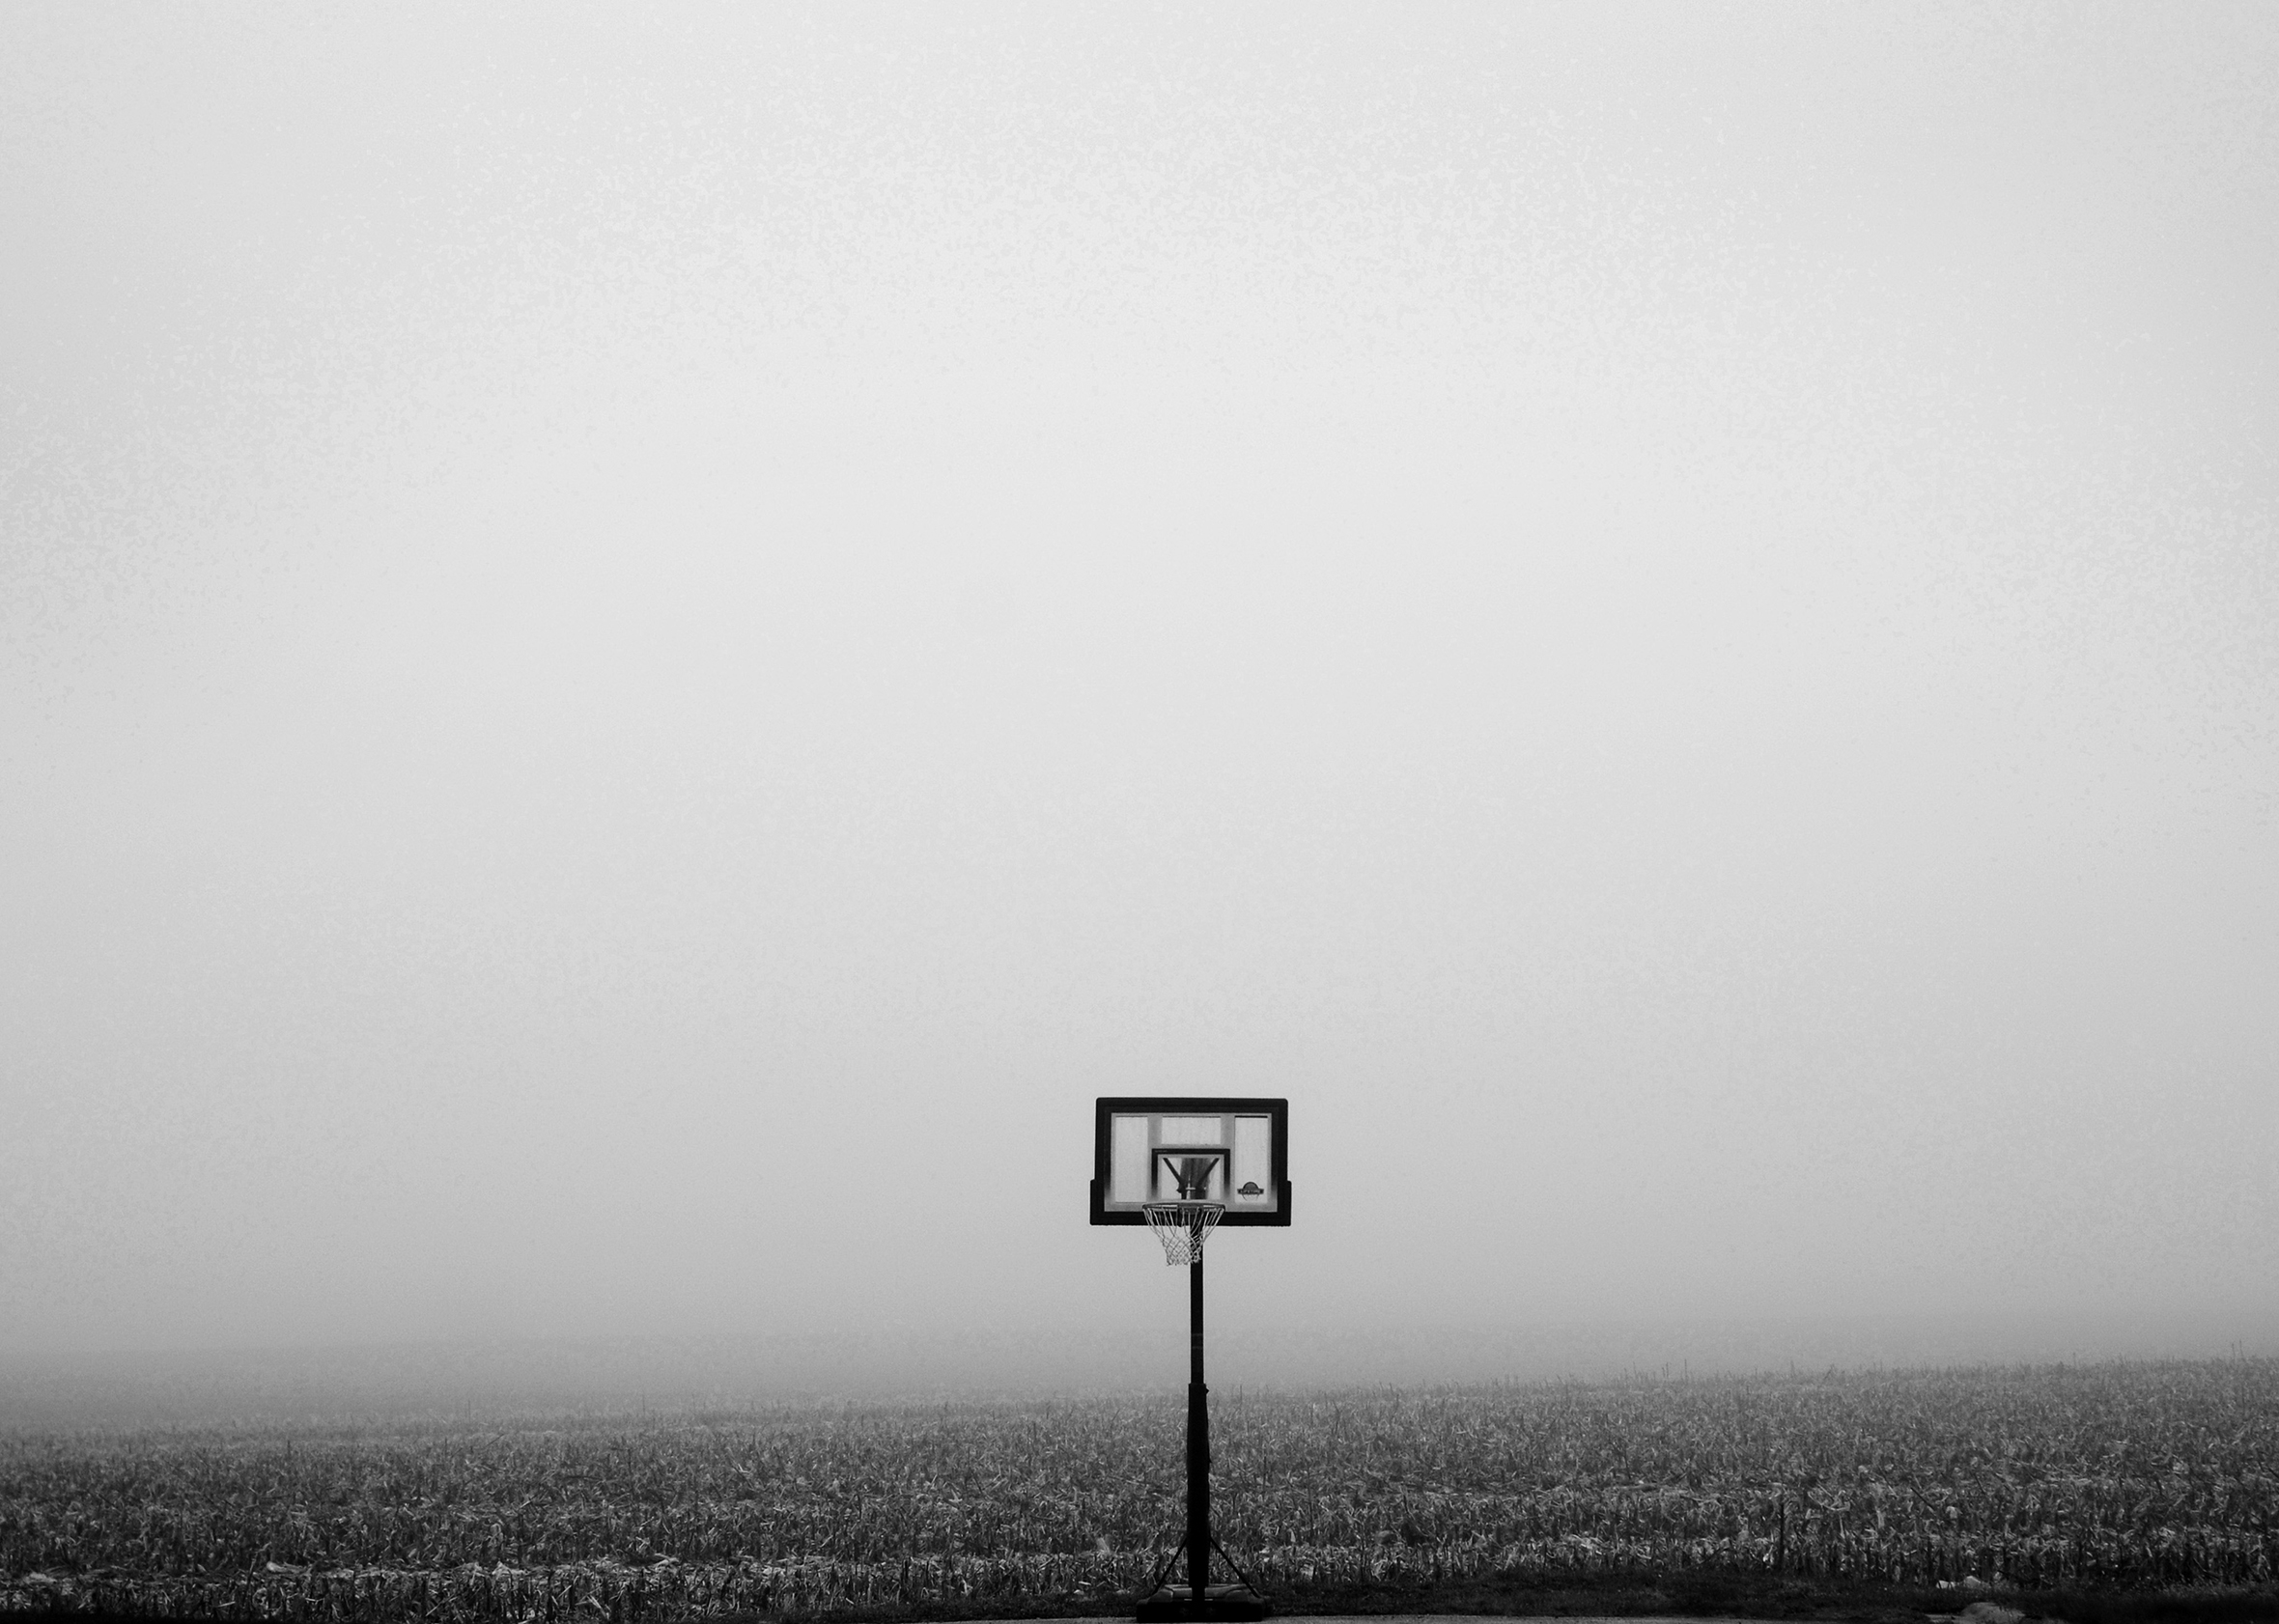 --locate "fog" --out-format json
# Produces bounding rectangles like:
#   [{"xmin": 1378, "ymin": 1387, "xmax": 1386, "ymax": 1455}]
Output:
[{"xmin": 5, "ymin": 8, "xmax": 2275, "ymax": 1381}]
